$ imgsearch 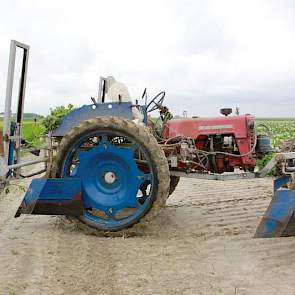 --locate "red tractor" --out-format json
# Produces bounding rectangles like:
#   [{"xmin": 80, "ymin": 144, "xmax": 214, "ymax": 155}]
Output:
[
  {"xmin": 163, "ymin": 112, "xmax": 257, "ymax": 173},
  {"xmin": 147, "ymin": 92, "xmax": 269, "ymax": 179}
]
